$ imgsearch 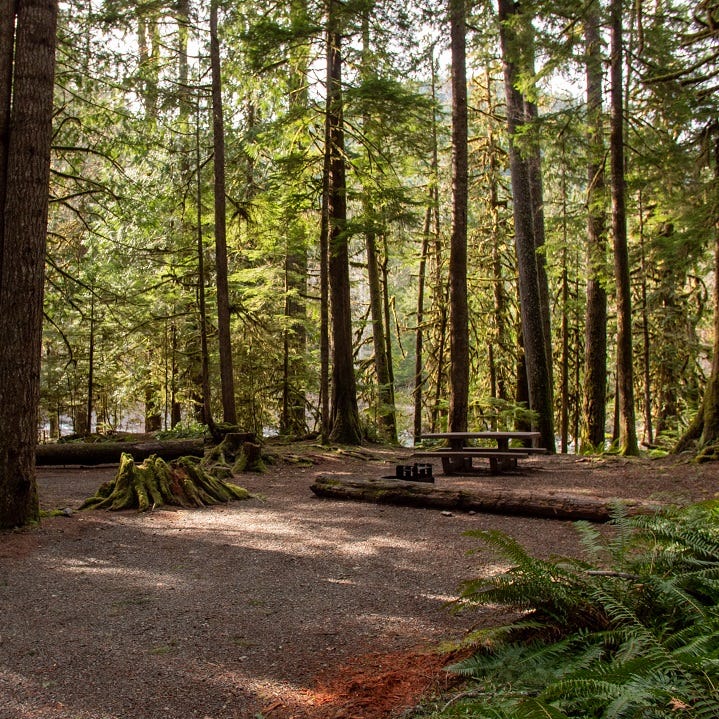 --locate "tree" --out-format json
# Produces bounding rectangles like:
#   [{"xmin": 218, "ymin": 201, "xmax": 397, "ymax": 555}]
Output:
[
  {"xmin": 326, "ymin": 0, "xmax": 362, "ymax": 445},
  {"xmin": 210, "ymin": 0, "xmax": 237, "ymax": 425},
  {"xmin": 582, "ymin": 0, "xmax": 608, "ymax": 451},
  {"xmin": 497, "ymin": 0, "xmax": 555, "ymax": 451},
  {"xmin": 360, "ymin": 6, "xmax": 397, "ymax": 443},
  {"xmin": 448, "ymin": 0, "xmax": 469, "ymax": 433},
  {"xmin": 0, "ymin": 0, "xmax": 59, "ymax": 528},
  {"xmin": 609, "ymin": 0, "xmax": 639, "ymax": 455}
]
